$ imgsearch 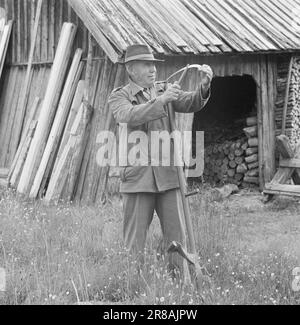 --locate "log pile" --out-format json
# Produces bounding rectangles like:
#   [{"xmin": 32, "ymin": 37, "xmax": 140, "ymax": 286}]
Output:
[
  {"xmin": 275, "ymin": 56, "xmax": 300, "ymax": 147},
  {"xmin": 242, "ymin": 116, "xmax": 259, "ymax": 186},
  {"xmin": 203, "ymin": 116, "xmax": 259, "ymax": 187}
]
